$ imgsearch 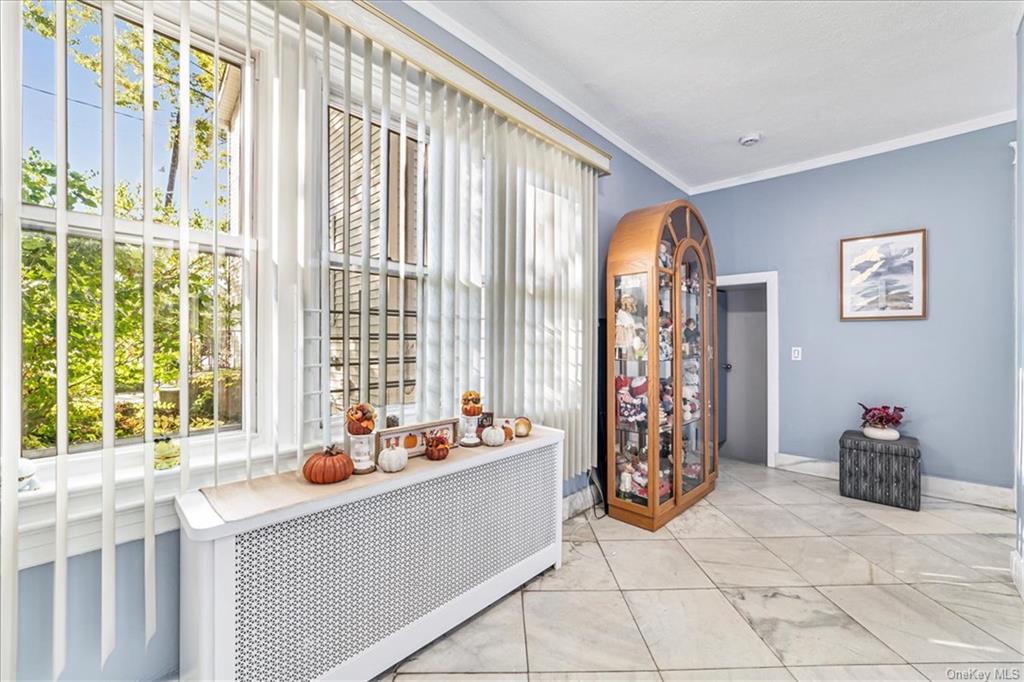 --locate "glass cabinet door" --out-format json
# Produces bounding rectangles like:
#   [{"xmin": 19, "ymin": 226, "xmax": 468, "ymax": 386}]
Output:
[
  {"xmin": 679, "ymin": 248, "xmax": 705, "ymax": 493},
  {"xmin": 613, "ymin": 273, "xmax": 650, "ymax": 506},
  {"xmin": 656, "ymin": 268, "xmax": 674, "ymax": 506}
]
